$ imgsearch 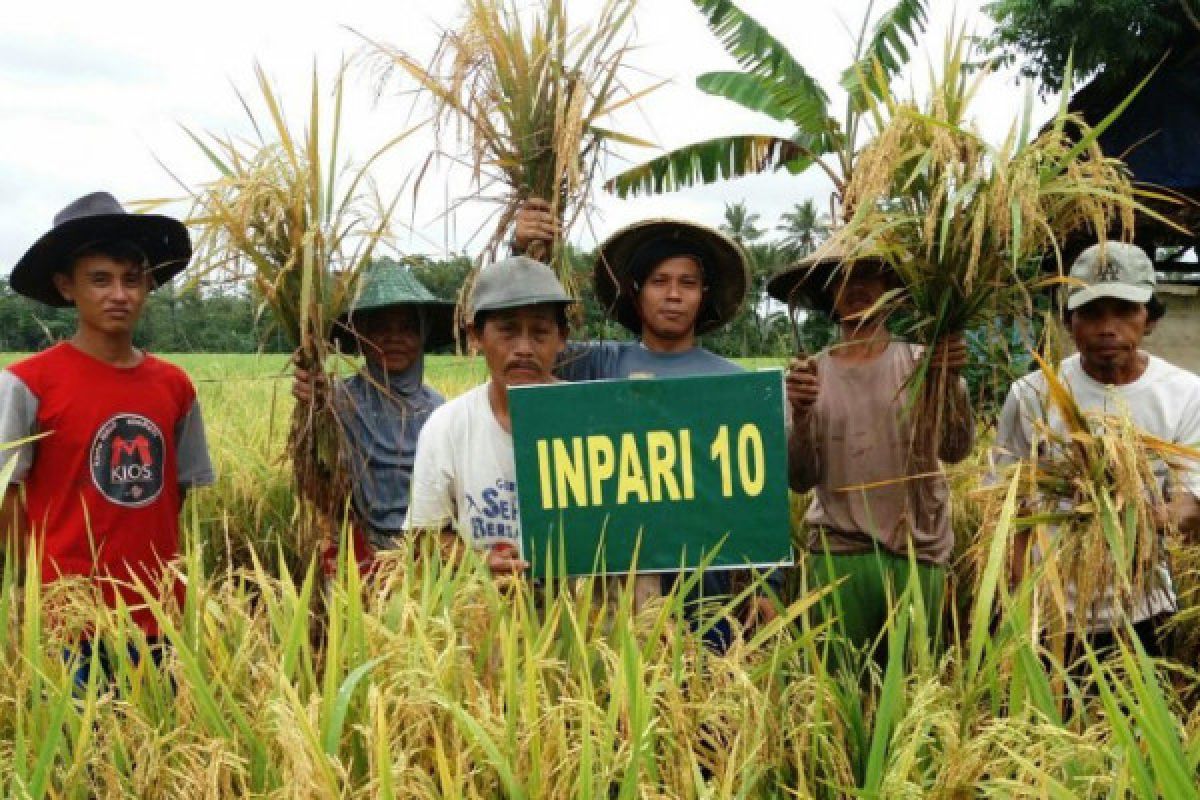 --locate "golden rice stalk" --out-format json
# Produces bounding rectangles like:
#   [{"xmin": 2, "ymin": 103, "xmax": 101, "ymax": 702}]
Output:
[
  {"xmin": 361, "ymin": 0, "xmax": 658, "ymax": 324},
  {"xmin": 182, "ymin": 63, "xmax": 412, "ymax": 561},
  {"xmin": 989, "ymin": 354, "xmax": 1200, "ymax": 642}
]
